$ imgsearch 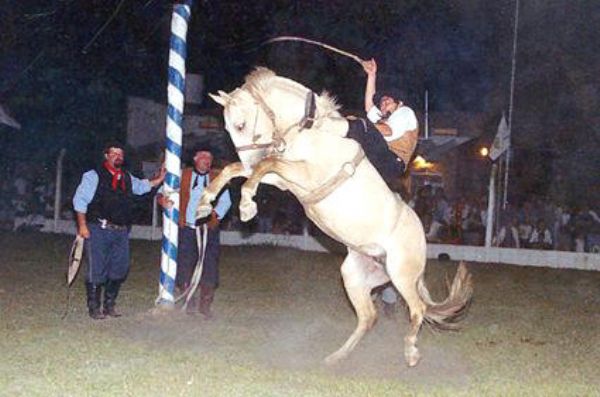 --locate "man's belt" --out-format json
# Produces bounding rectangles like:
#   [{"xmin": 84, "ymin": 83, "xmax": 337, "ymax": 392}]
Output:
[{"xmin": 97, "ymin": 218, "xmax": 128, "ymax": 231}]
